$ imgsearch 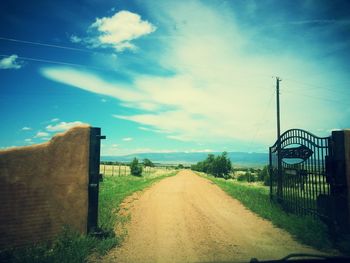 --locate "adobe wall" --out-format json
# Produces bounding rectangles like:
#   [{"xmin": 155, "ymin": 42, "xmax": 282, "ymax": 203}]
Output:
[{"xmin": 0, "ymin": 125, "xmax": 91, "ymax": 248}]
